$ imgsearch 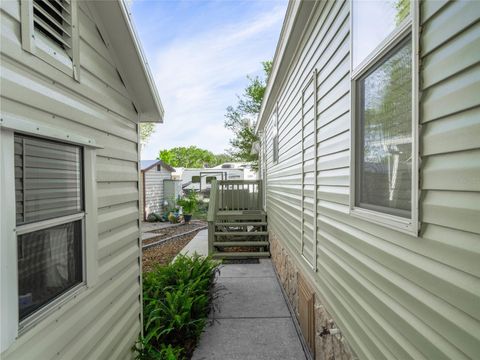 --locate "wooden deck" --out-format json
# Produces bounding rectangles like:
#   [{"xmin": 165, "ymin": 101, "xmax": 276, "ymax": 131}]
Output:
[{"xmin": 207, "ymin": 180, "xmax": 269, "ymax": 259}]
